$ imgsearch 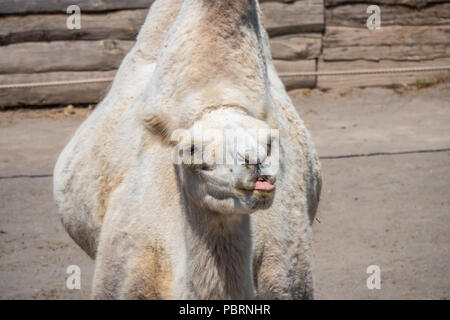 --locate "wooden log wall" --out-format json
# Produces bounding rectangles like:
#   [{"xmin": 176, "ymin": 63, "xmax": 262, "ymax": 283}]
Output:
[
  {"xmin": 0, "ymin": 0, "xmax": 449, "ymax": 107},
  {"xmin": 0, "ymin": 0, "xmax": 323, "ymax": 107},
  {"xmin": 319, "ymin": 0, "xmax": 450, "ymax": 88}
]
